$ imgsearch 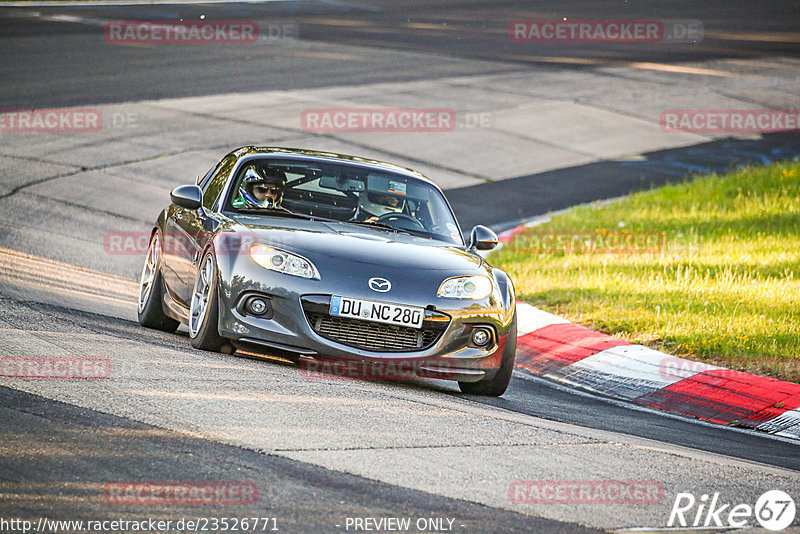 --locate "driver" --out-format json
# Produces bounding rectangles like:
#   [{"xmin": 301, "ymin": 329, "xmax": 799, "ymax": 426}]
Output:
[
  {"xmin": 357, "ymin": 191, "xmax": 405, "ymax": 223},
  {"xmin": 232, "ymin": 165, "xmax": 286, "ymax": 209}
]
